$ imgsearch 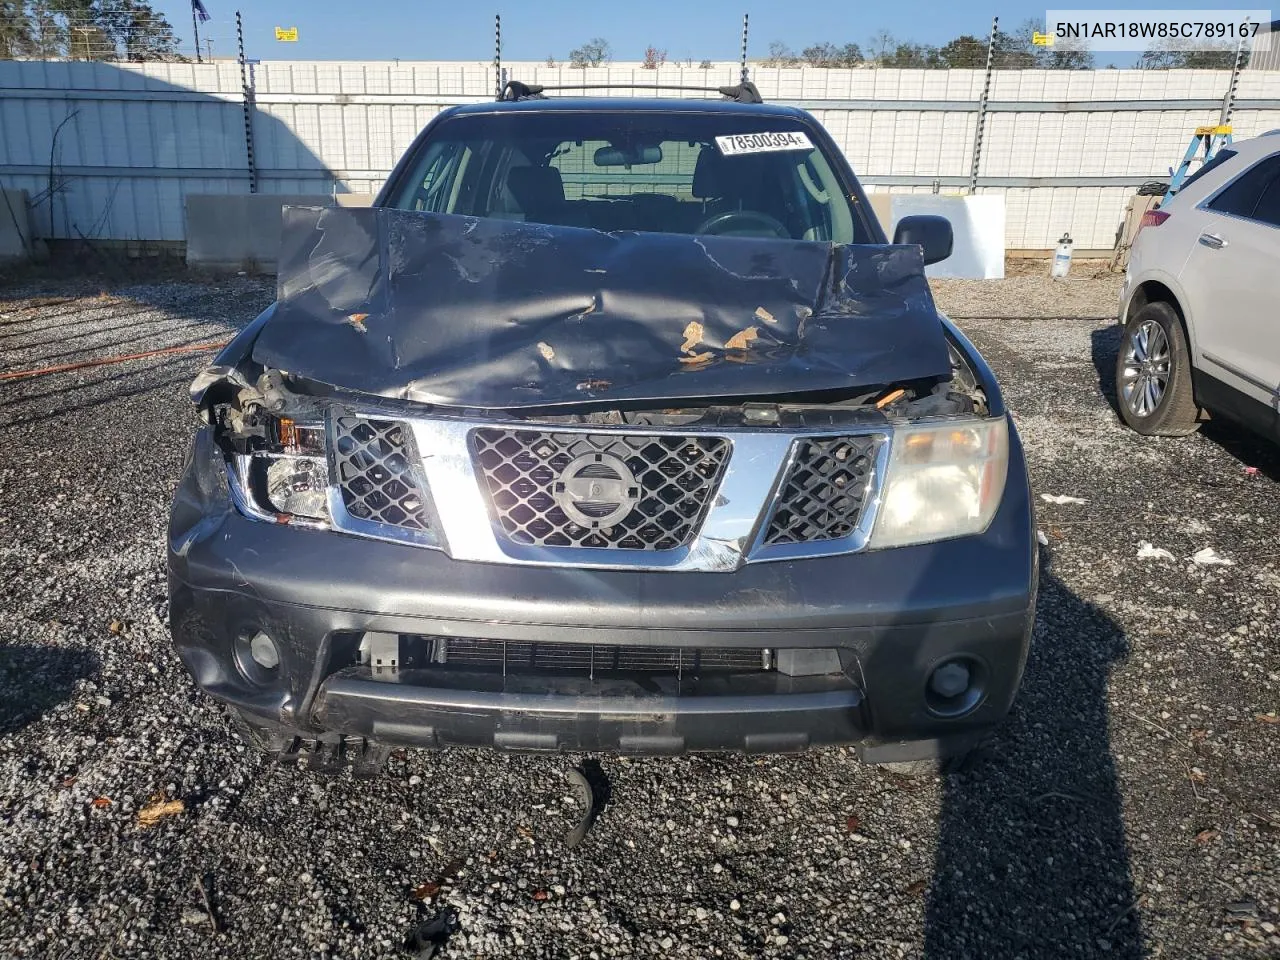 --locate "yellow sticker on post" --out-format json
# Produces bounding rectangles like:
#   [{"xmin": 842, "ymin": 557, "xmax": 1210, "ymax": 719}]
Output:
[
  {"xmin": 275, "ymin": 26, "xmax": 298, "ymax": 41},
  {"xmin": 715, "ymin": 131, "xmax": 814, "ymax": 156}
]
